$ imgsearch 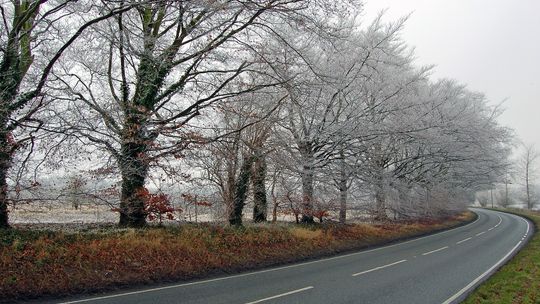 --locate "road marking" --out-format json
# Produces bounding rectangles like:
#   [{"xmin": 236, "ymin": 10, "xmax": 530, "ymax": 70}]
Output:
[
  {"xmin": 476, "ymin": 232, "xmax": 485, "ymax": 236},
  {"xmin": 57, "ymin": 213, "xmax": 482, "ymax": 303},
  {"xmin": 524, "ymin": 217, "xmax": 531, "ymax": 235},
  {"xmin": 490, "ymin": 215, "xmax": 503, "ymax": 230},
  {"xmin": 422, "ymin": 246, "xmax": 449, "ymax": 256},
  {"xmin": 442, "ymin": 240, "xmax": 523, "ymax": 304},
  {"xmin": 352, "ymin": 259, "xmax": 407, "ymax": 277},
  {"xmin": 244, "ymin": 286, "xmax": 314, "ymax": 304},
  {"xmin": 442, "ymin": 214, "xmax": 531, "ymax": 304},
  {"xmin": 456, "ymin": 237, "xmax": 472, "ymax": 244},
  {"xmin": 493, "ymin": 215, "xmax": 502, "ymax": 228}
]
